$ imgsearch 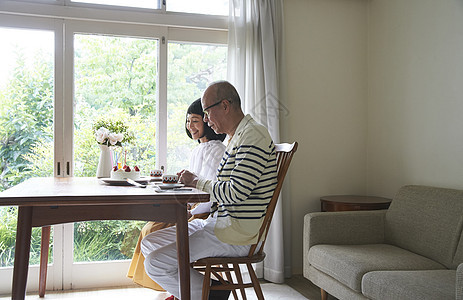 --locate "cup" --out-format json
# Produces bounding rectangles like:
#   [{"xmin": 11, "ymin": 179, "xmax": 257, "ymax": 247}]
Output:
[
  {"xmin": 162, "ymin": 174, "xmax": 179, "ymax": 185},
  {"xmin": 150, "ymin": 169, "xmax": 163, "ymax": 177}
]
